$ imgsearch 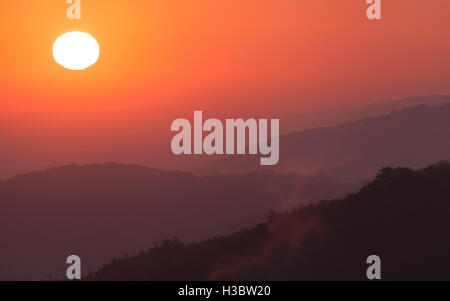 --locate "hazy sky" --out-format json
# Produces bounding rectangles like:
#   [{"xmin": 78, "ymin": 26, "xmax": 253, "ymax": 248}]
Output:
[{"xmin": 1, "ymin": 0, "xmax": 450, "ymax": 177}]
